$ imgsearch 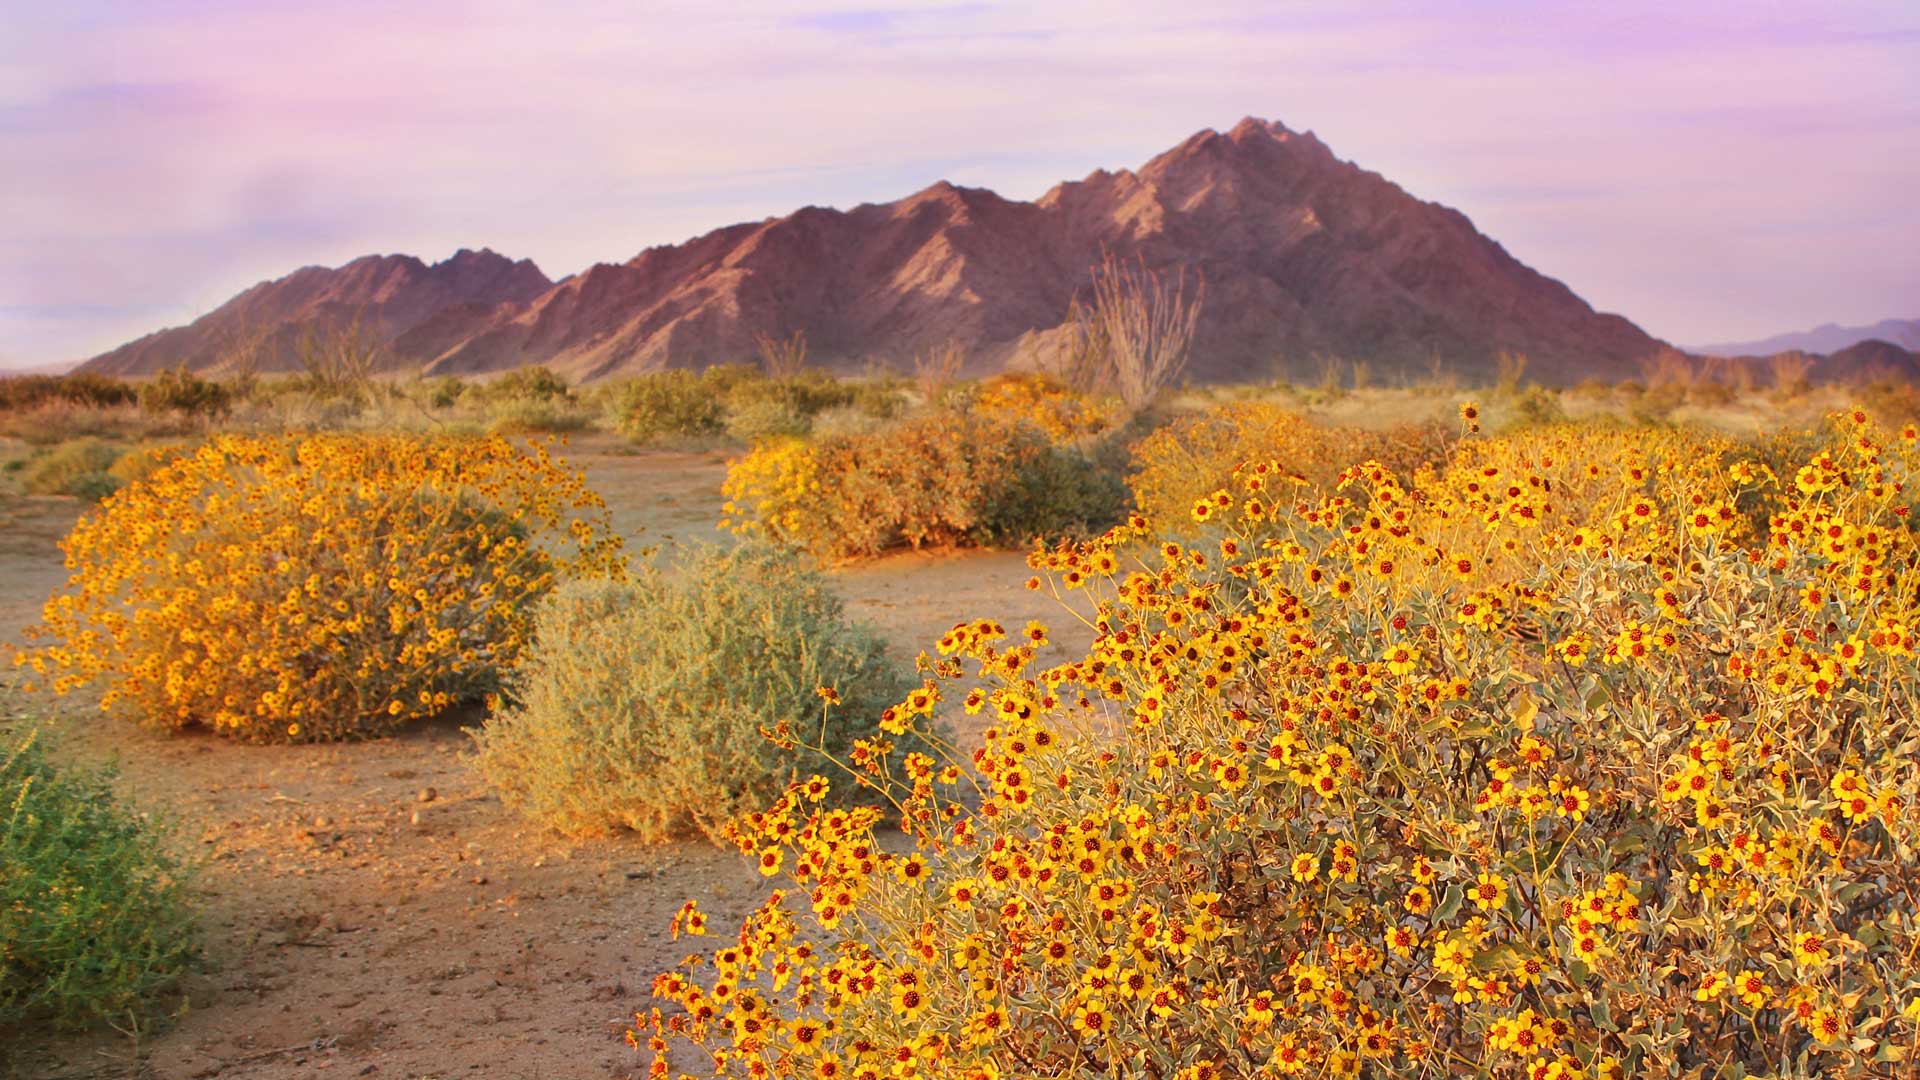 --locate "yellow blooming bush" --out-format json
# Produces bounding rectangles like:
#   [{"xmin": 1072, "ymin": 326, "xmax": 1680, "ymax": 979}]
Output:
[
  {"xmin": 722, "ymin": 415, "xmax": 1123, "ymax": 560},
  {"xmin": 643, "ymin": 409, "xmax": 1920, "ymax": 1080},
  {"xmin": 20, "ymin": 432, "xmax": 624, "ymax": 742},
  {"xmin": 968, "ymin": 373, "xmax": 1113, "ymax": 440},
  {"xmin": 1129, "ymin": 402, "xmax": 1451, "ymax": 532}
]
